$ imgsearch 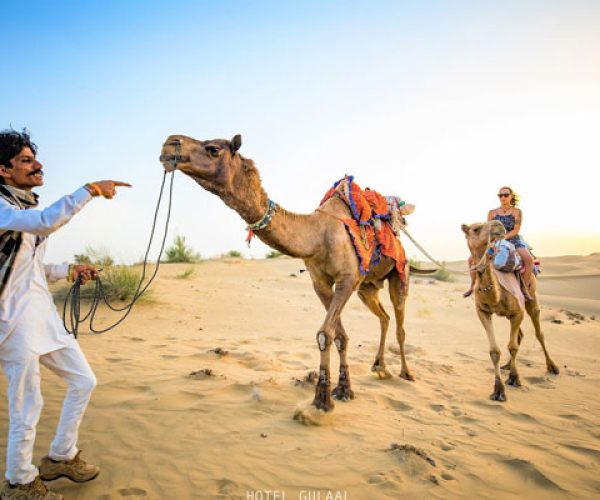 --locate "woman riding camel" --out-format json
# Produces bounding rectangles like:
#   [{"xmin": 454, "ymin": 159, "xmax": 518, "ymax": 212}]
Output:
[{"xmin": 464, "ymin": 186, "xmax": 534, "ymax": 298}]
